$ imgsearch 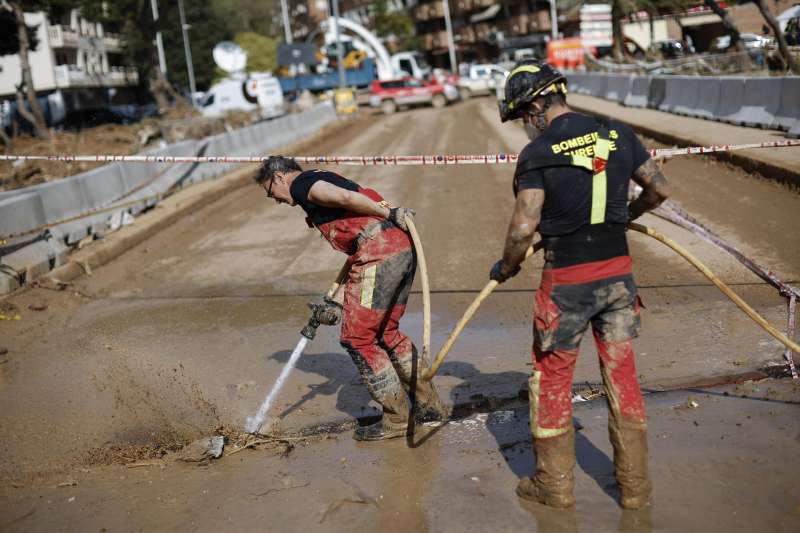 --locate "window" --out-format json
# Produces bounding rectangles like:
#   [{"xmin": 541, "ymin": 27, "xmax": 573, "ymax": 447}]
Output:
[{"xmin": 398, "ymin": 59, "xmax": 413, "ymax": 76}]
